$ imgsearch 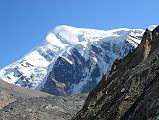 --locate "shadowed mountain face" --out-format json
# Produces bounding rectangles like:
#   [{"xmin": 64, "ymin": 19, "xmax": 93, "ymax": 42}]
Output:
[{"xmin": 72, "ymin": 26, "xmax": 159, "ymax": 120}]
